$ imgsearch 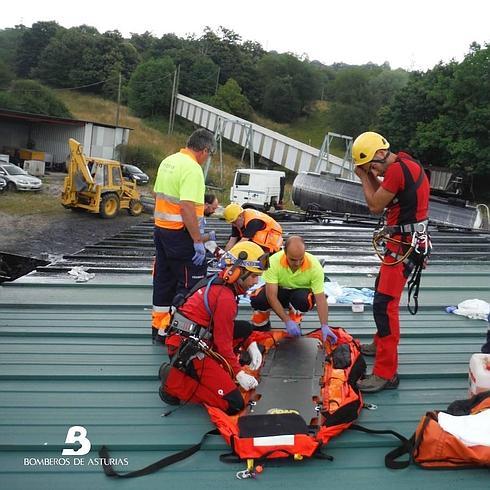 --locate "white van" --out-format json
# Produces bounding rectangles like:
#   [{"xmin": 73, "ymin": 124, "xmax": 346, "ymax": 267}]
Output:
[{"xmin": 230, "ymin": 169, "xmax": 285, "ymax": 211}]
